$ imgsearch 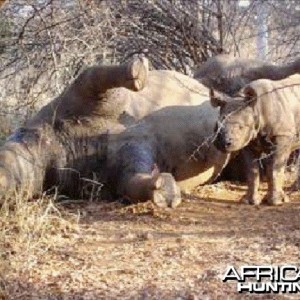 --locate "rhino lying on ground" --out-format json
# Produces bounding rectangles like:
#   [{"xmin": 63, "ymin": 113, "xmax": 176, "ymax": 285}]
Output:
[
  {"xmin": 194, "ymin": 54, "xmax": 300, "ymax": 96},
  {"xmin": 211, "ymin": 74, "xmax": 300, "ymax": 205},
  {"xmin": 0, "ymin": 56, "xmax": 229, "ymax": 207}
]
